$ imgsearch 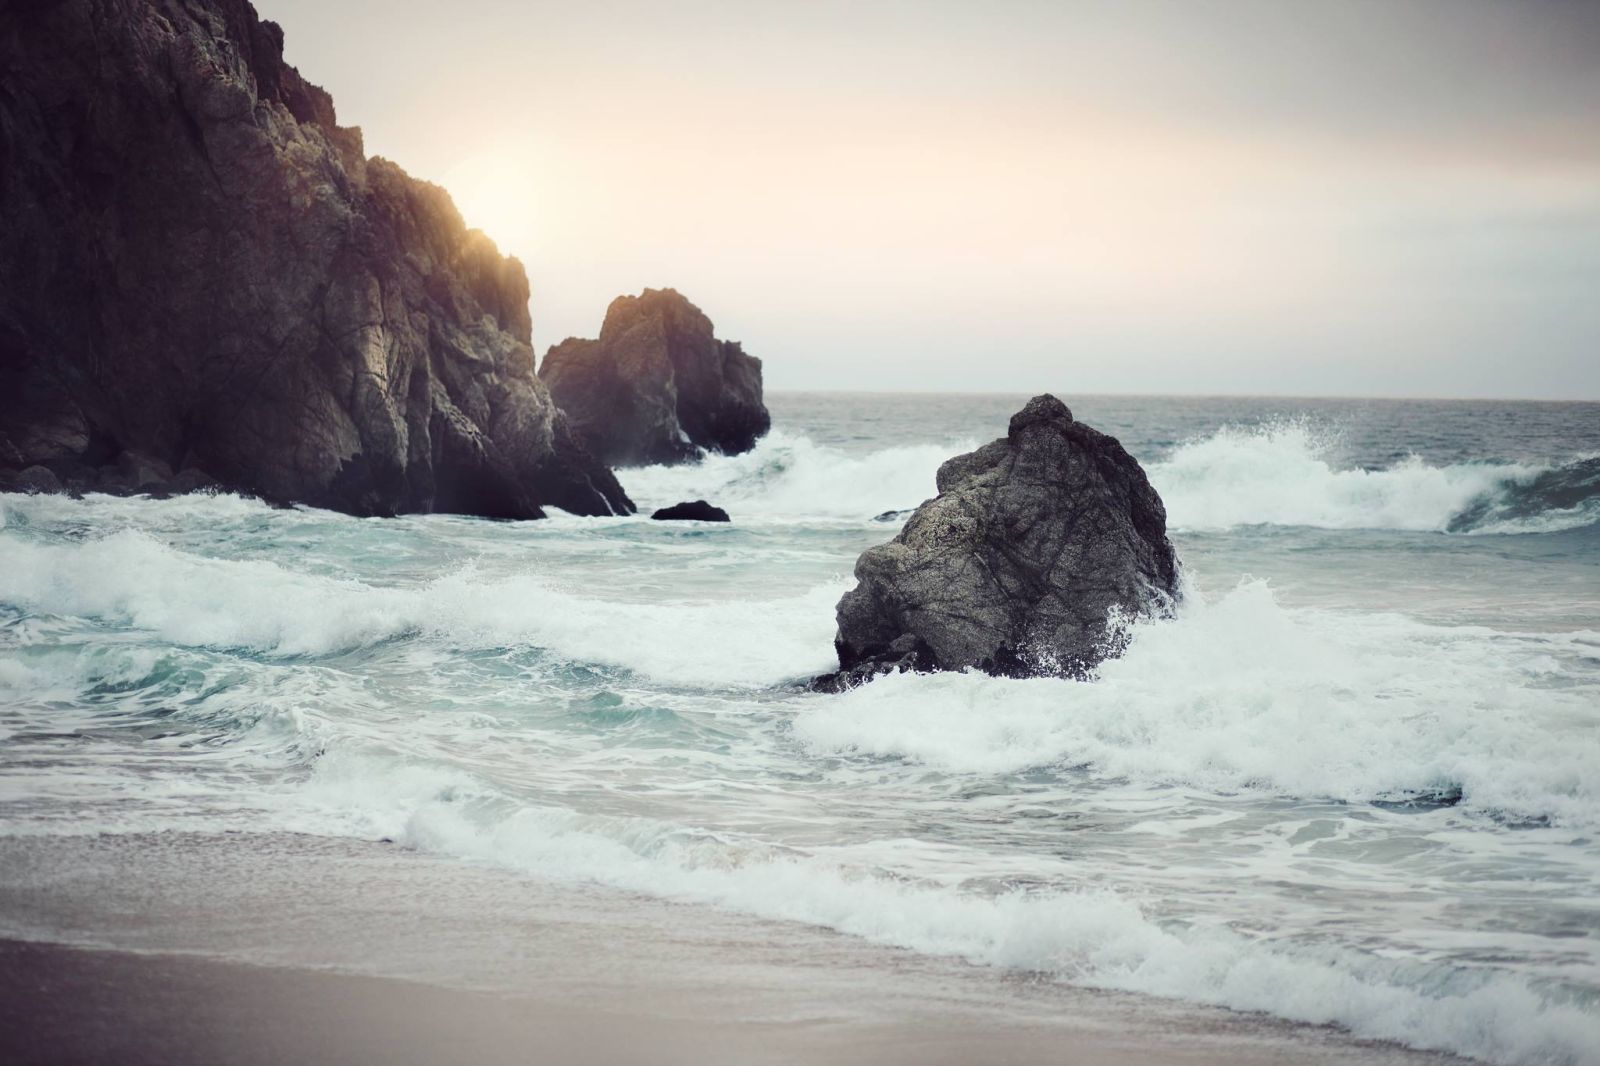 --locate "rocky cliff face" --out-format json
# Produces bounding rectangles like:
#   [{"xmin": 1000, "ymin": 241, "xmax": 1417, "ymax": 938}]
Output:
[
  {"xmin": 0, "ymin": 0, "xmax": 632, "ymax": 518},
  {"xmin": 820, "ymin": 395, "xmax": 1180, "ymax": 690},
  {"xmin": 540, "ymin": 289, "xmax": 770, "ymax": 467}
]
